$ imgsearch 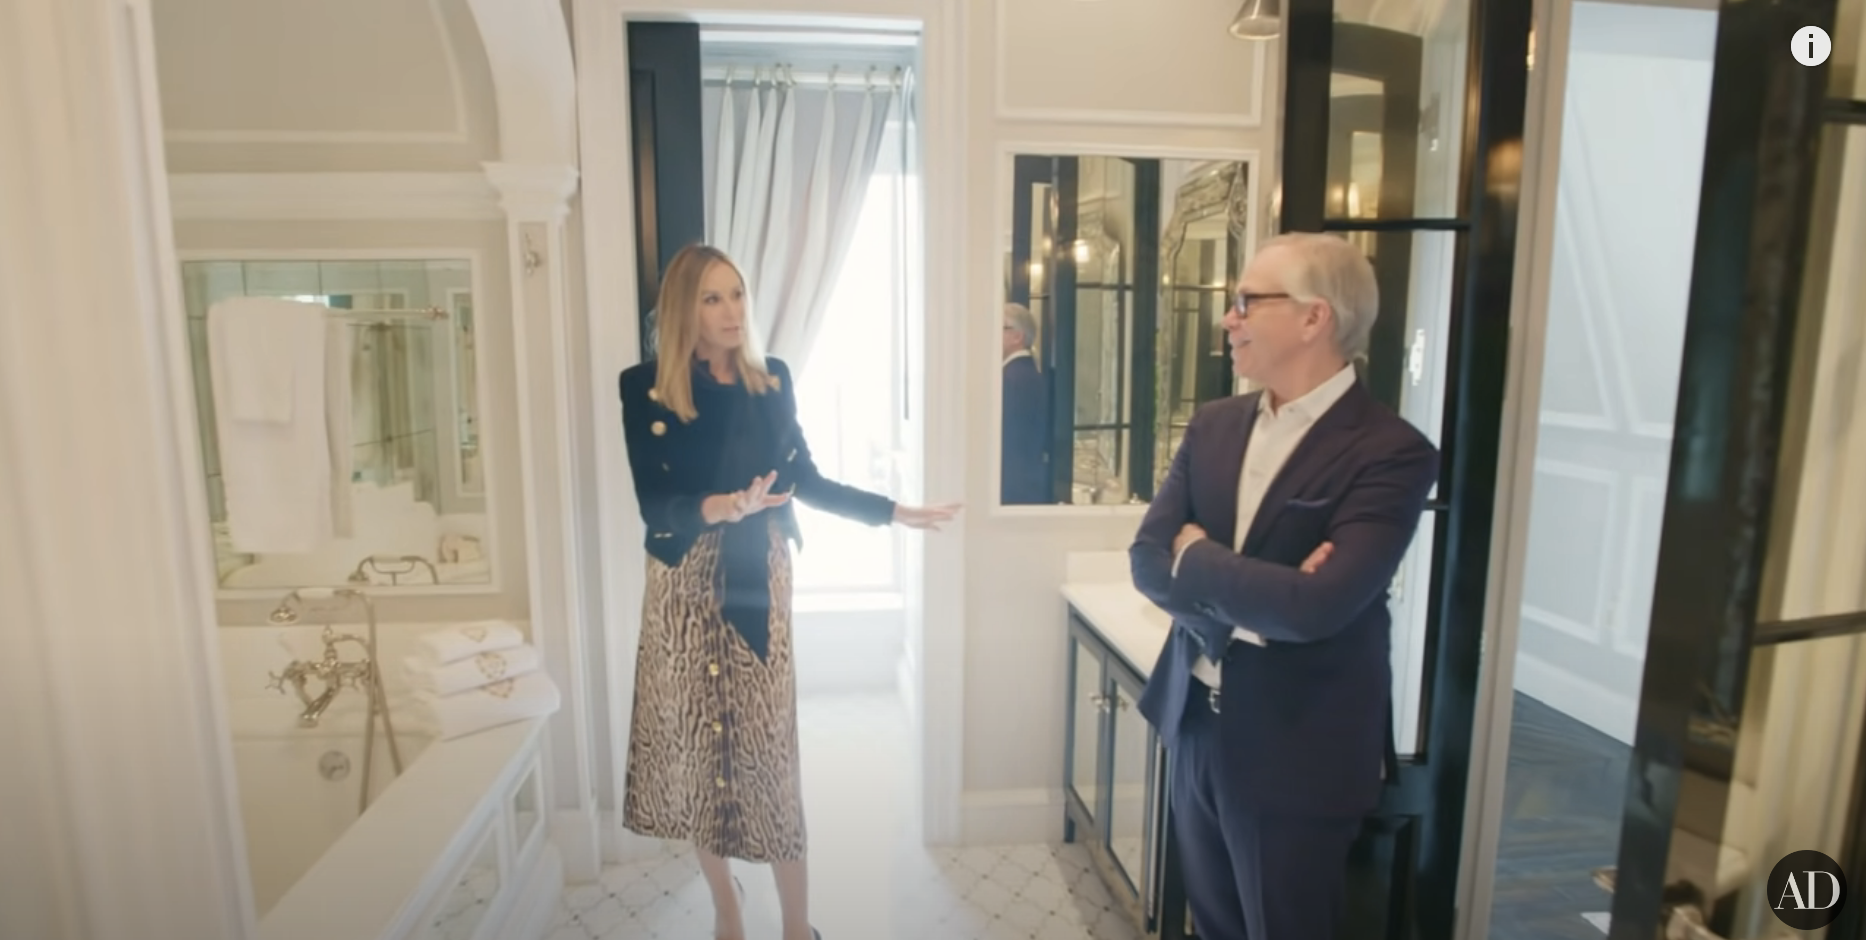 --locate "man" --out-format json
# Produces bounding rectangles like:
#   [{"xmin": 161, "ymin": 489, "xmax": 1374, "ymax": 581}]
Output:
[
  {"xmin": 1000, "ymin": 303, "xmax": 1050, "ymax": 504},
  {"xmin": 1130, "ymin": 233, "xmax": 1439, "ymax": 940}
]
